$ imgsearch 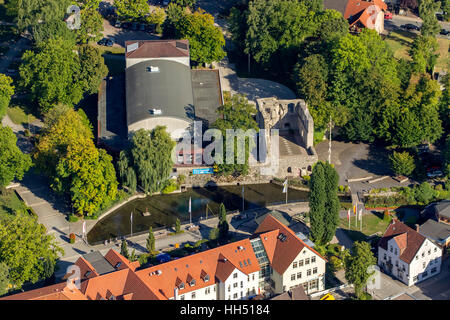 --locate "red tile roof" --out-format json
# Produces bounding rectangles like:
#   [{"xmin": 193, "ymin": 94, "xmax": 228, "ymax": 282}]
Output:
[
  {"xmin": 0, "ymin": 282, "xmax": 87, "ymax": 300},
  {"xmin": 73, "ymin": 257, "xmax": 99, "ymax": 280},
  {"xmin": 135, "ymin": 239, "xmax": 260, "ymax": 299},
  {"xmin": 104, "ymin": 248, "xmax": 140, "ymax": 271},
  {"xmin": 125, "ymin": 40, "xmax": 189, "ymax": 59},
  {"xmin": 254, "ymin": 214, "xmax": 327, "ymax": 275},
  {"xmin": 379, "ymin": 219, "xmax": 426, "ymax": 264},
  {"xmin": 343, "ymin": 0, "xmax": 387, "ymax": 28}
]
